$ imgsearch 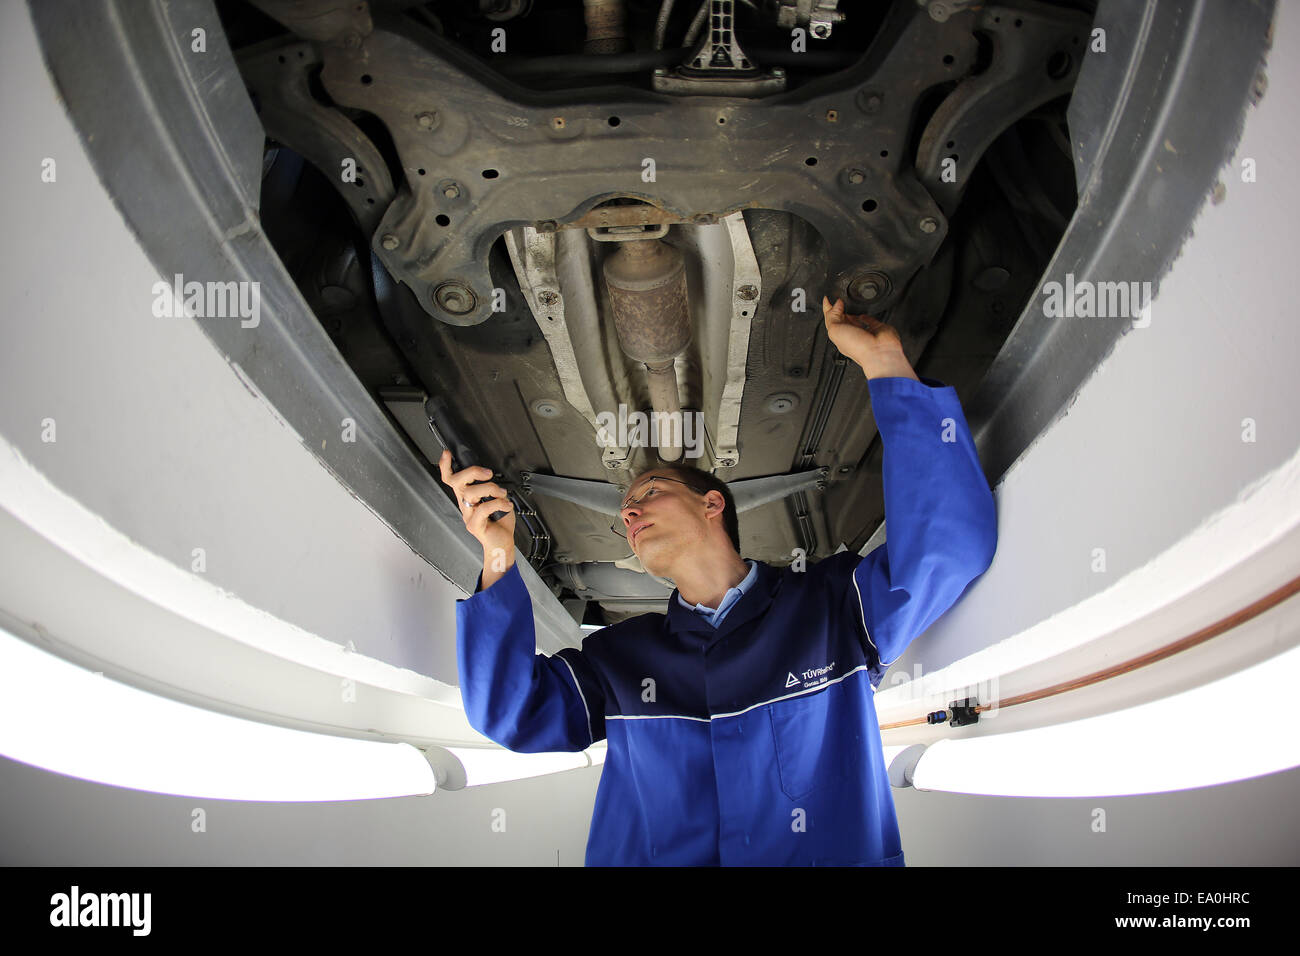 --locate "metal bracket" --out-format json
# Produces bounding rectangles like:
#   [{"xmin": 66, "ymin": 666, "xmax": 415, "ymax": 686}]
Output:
[
  {"xmin": 520, "ymin": 466, "xmax": 829, "ymax": 518},
  {"xmin": 236, "ymin": 38, "xmax": 395, "ymax": 235},
  {"xmin": 915, "ymin": 2, "xmax": 1091, "ymax": 217},
  {"xmin": 653, "ymin": 0, "xmax": 787, "ymax": 96},
  {"xmin": 728, "ymin": 468, "xmax": 828, "ymax": 512},
  {"xmin": 519, "ymin": 472, "xmax": 627, "ymax": 516},
  {"xmin": 915, "ymin": 0, "xmax": 978, "ymax": 24},
  {"xmin": 774, "ymin": 0, "xmax": 845, "ymax": 39},
  {"xmin": 504, "ymin": 225, "xmax": 631, "ymax": 470},
  {"xmin": 714, "ymin": 211, "xmax": 760, "ymax": 469}
]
